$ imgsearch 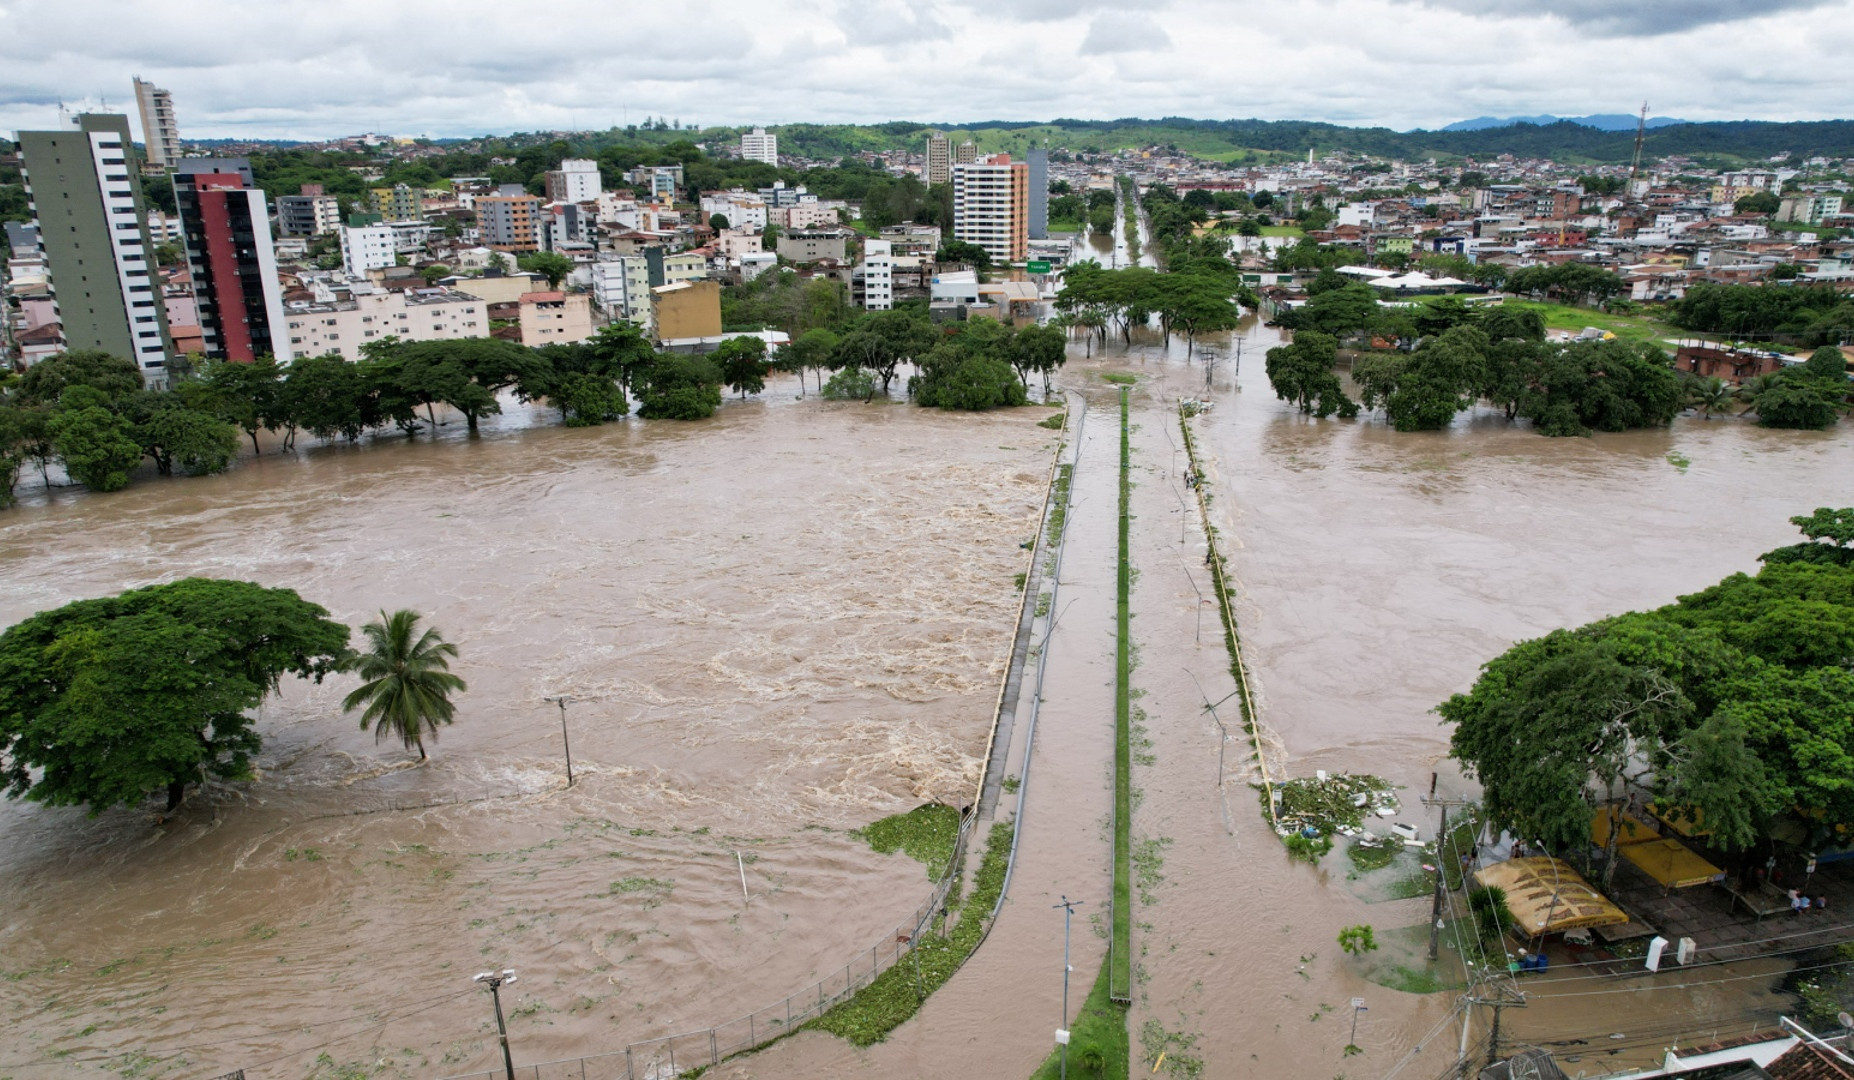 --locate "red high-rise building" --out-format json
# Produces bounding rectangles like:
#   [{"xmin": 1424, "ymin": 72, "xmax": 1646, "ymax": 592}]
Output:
[{"xmin": 174, "ymin": 159, "xmax": 290, "ymax": 362}]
